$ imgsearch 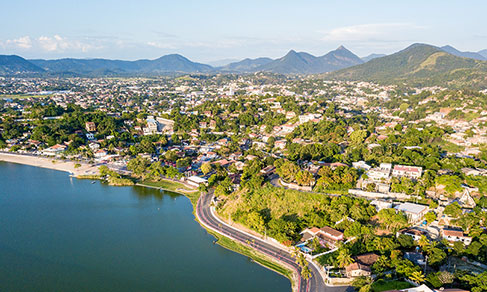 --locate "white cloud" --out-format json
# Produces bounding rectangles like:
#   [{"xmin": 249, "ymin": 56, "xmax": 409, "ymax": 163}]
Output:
[
  {"xmin": 5, "ymin": 36, "xmax": 32, "ymax": 49},
  {"xmin": 38, "ymin": 35, "xmax": 97, "ymax": 52},
  {"xmin": 147, "ymin": 41, "xmax": 177, "ymax": 49},
  {"xmin": 322, "ymin": 23, "xmax": 424, "ymax": 42}
]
